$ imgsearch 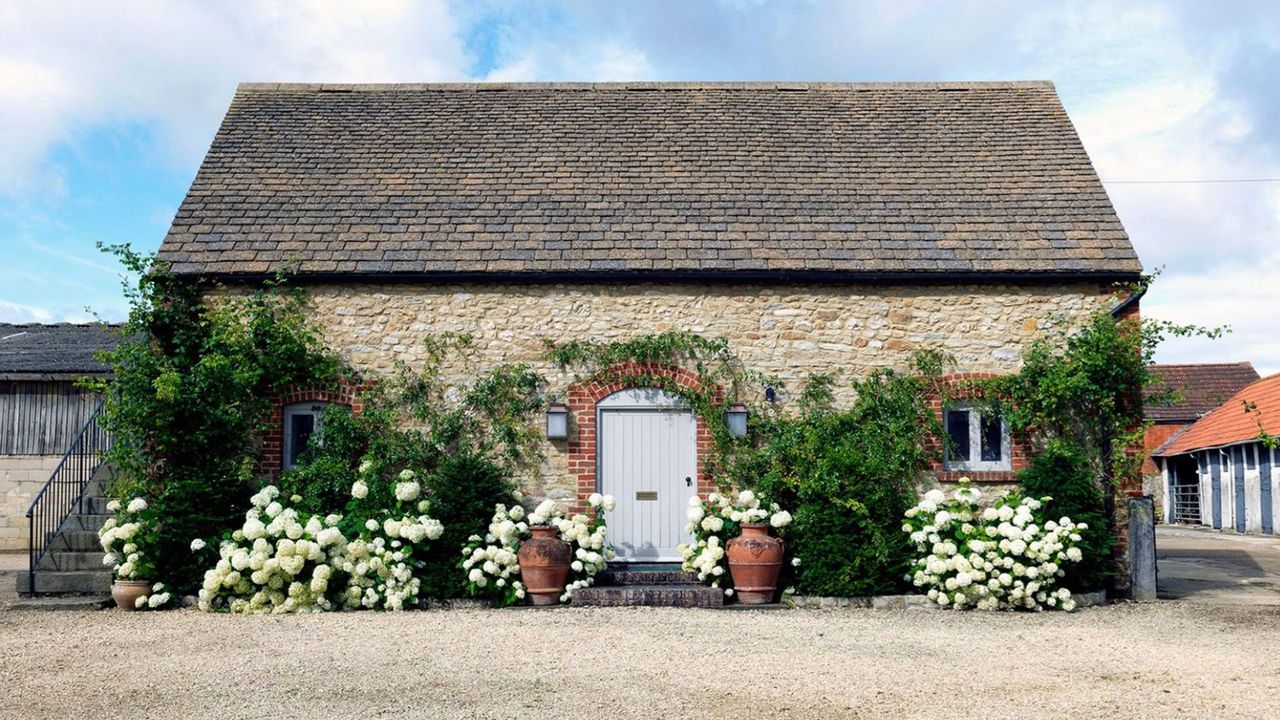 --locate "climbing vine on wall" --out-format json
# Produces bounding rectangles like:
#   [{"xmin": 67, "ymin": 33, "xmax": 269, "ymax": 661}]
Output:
[{"xmin": 544, "ymin": 331, "xmax": 780, "ymax": 484}]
